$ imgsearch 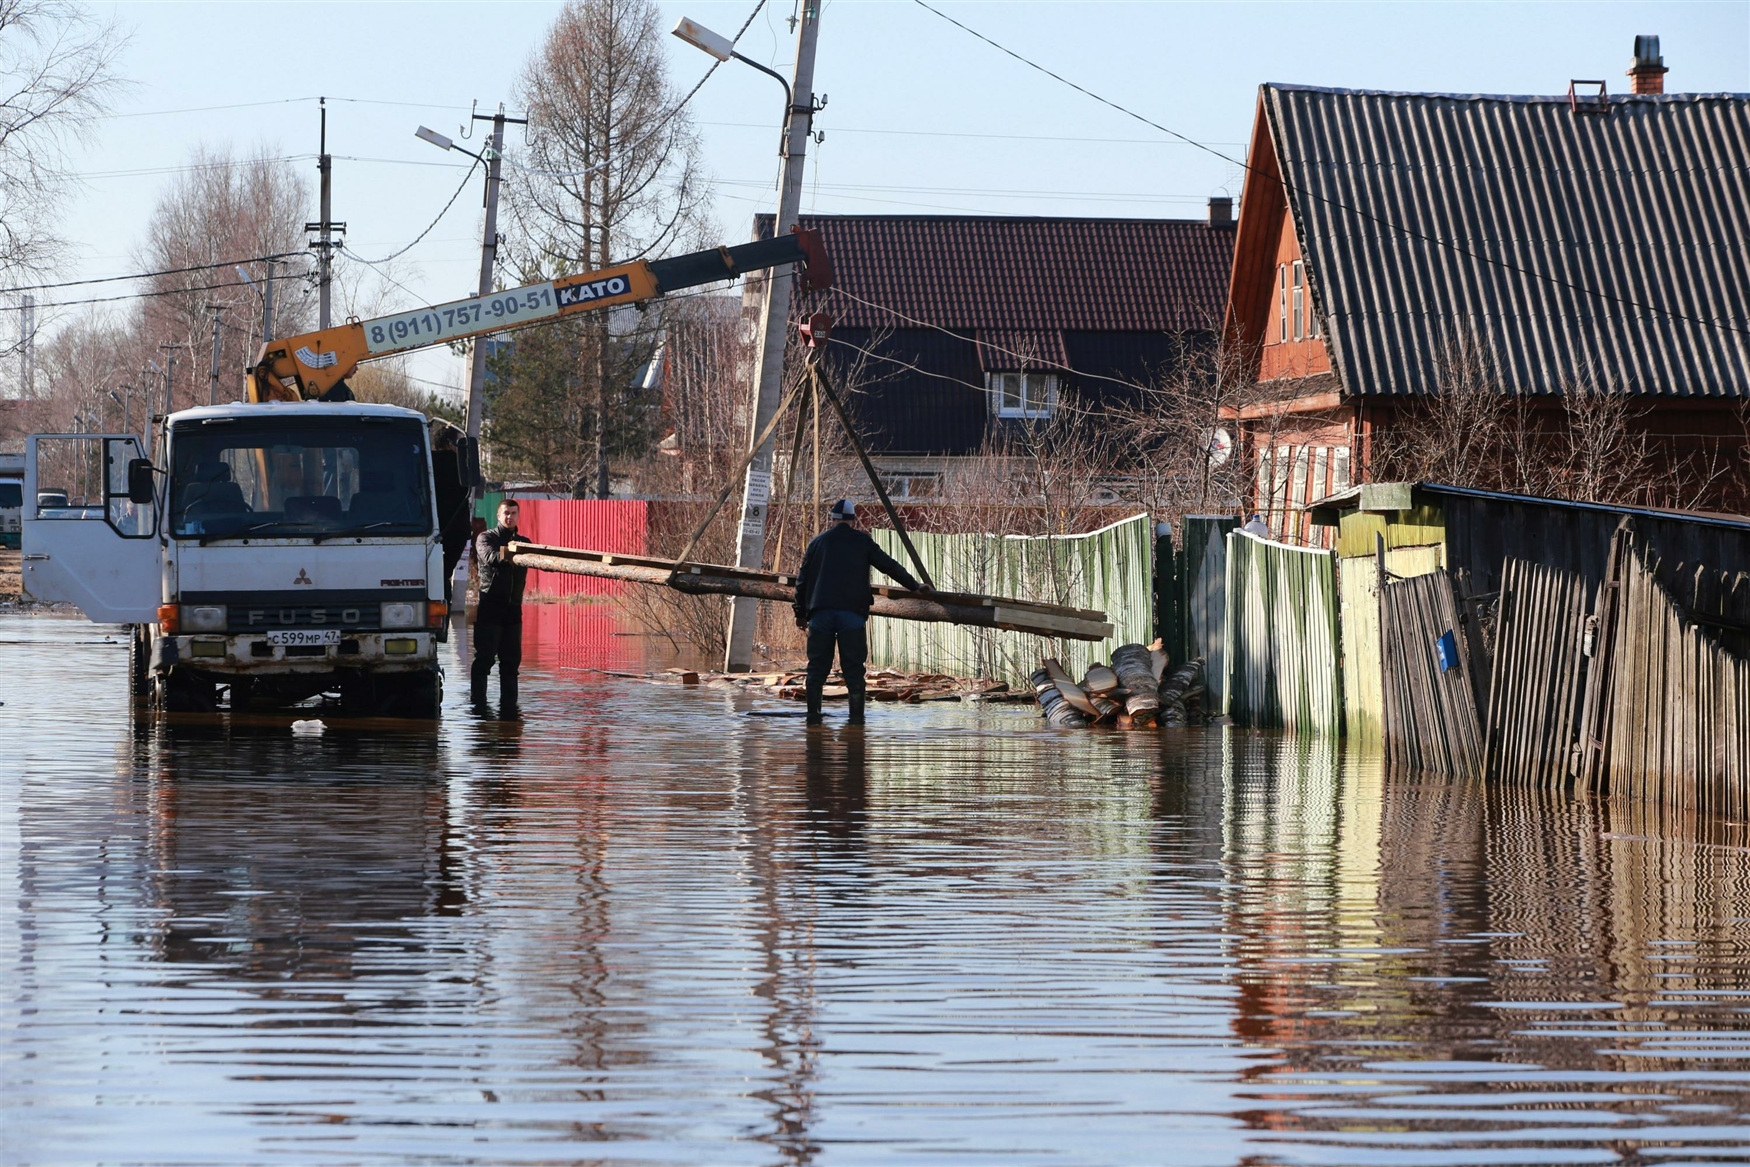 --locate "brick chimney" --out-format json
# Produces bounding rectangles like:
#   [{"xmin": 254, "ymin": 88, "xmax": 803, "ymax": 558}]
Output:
[
  {"xmin": 1628, "ymin": 34, "xmax": 1667, "ymax": 94},
  {"xmin": 1208, "ymin": 196, "xmax": 1234, "ymax": 227}
]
